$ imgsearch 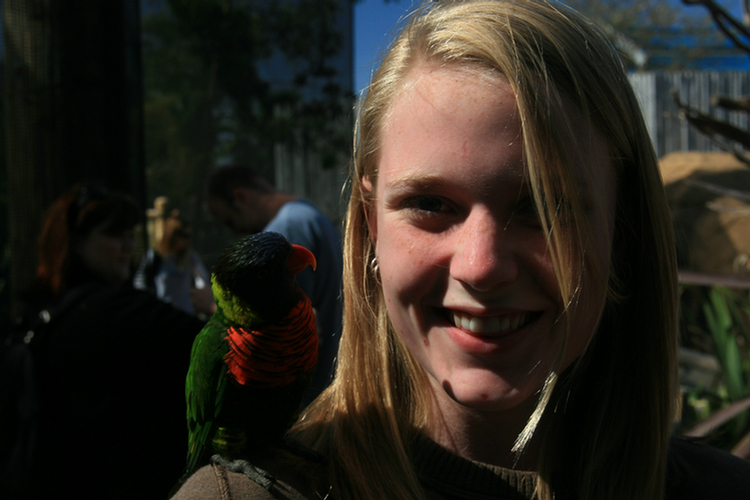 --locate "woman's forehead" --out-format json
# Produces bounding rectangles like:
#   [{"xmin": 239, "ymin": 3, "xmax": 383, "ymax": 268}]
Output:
[{"xmin": 375, "ymin": 62, "xmax": 614, "ymax": 188}]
